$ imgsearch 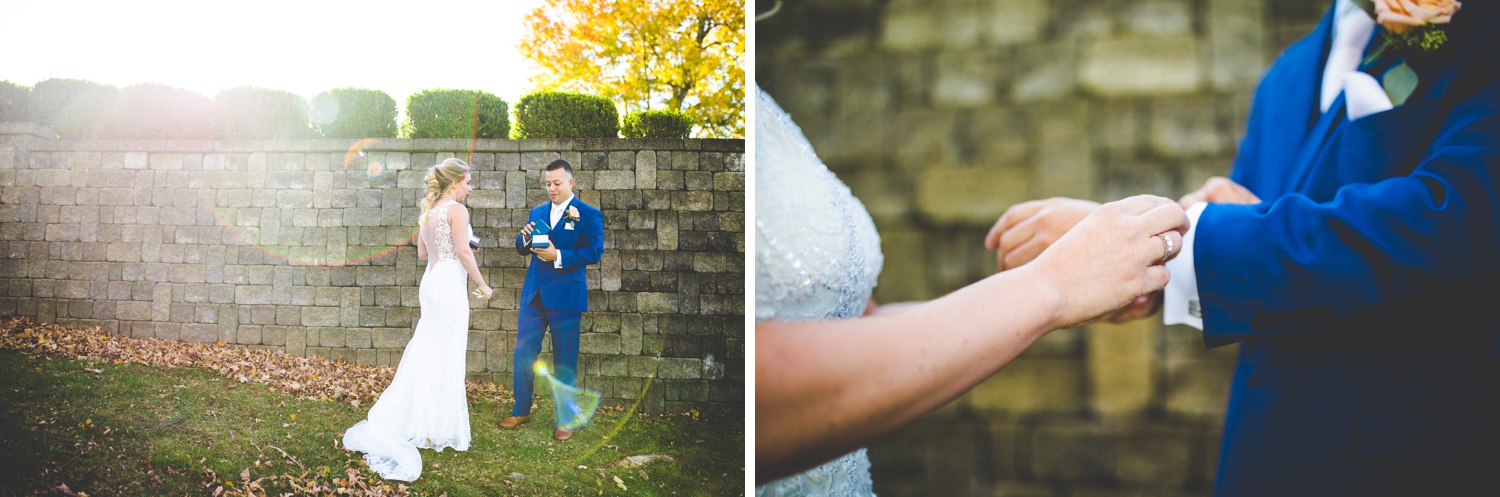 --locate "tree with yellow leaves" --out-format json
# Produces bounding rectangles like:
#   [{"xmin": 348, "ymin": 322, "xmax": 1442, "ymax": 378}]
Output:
[{"xmin": 520, "ymin": 0, "xmax": 745, "ymax": 138}]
